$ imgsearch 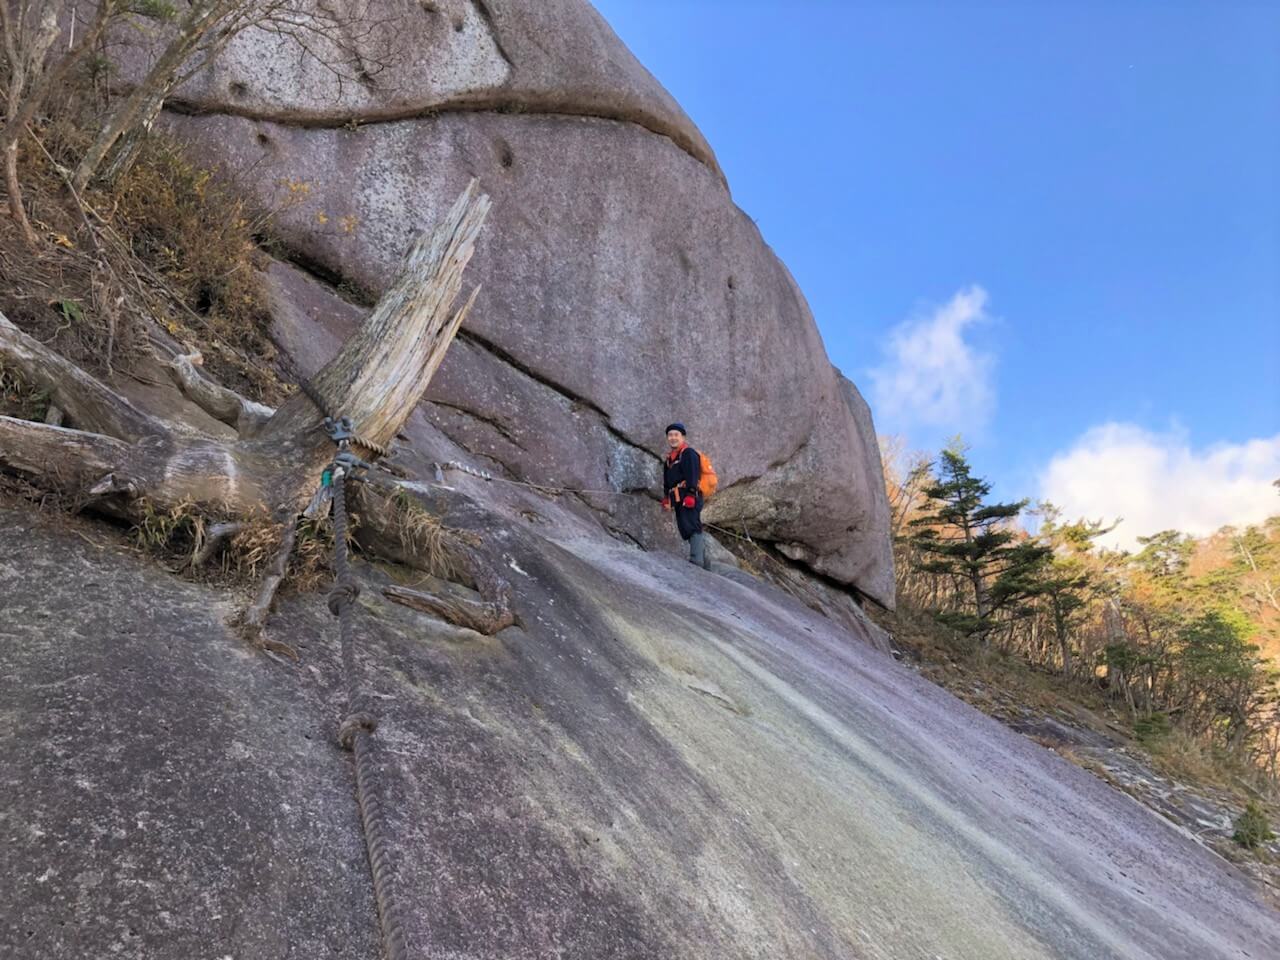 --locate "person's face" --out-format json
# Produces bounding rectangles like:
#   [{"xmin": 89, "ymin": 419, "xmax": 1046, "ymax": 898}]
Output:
[{"xmin": 666, "ymin": 429, "xmax": 685, "ymax": 449}]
